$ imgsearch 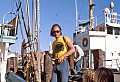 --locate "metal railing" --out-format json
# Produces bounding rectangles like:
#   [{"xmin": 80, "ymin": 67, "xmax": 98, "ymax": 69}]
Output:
[{"xmin": 5, "ymin": 72, "xmax": 26, "ymax": 82}]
